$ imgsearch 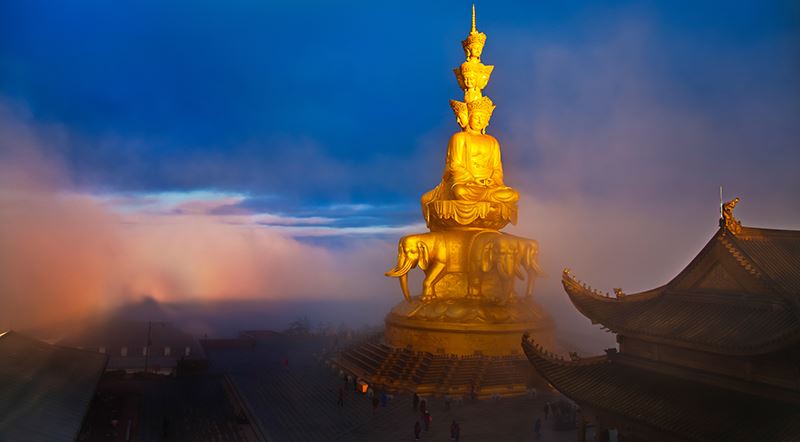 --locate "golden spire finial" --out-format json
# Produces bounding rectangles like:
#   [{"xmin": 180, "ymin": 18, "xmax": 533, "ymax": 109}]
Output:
[
  {"xmin": 471, "ymin": 4, "xmax": 477, "ymax": 34},
  {"xmin": 462, "ymin": 5, "xmax": 487, "ymax": 62}
]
